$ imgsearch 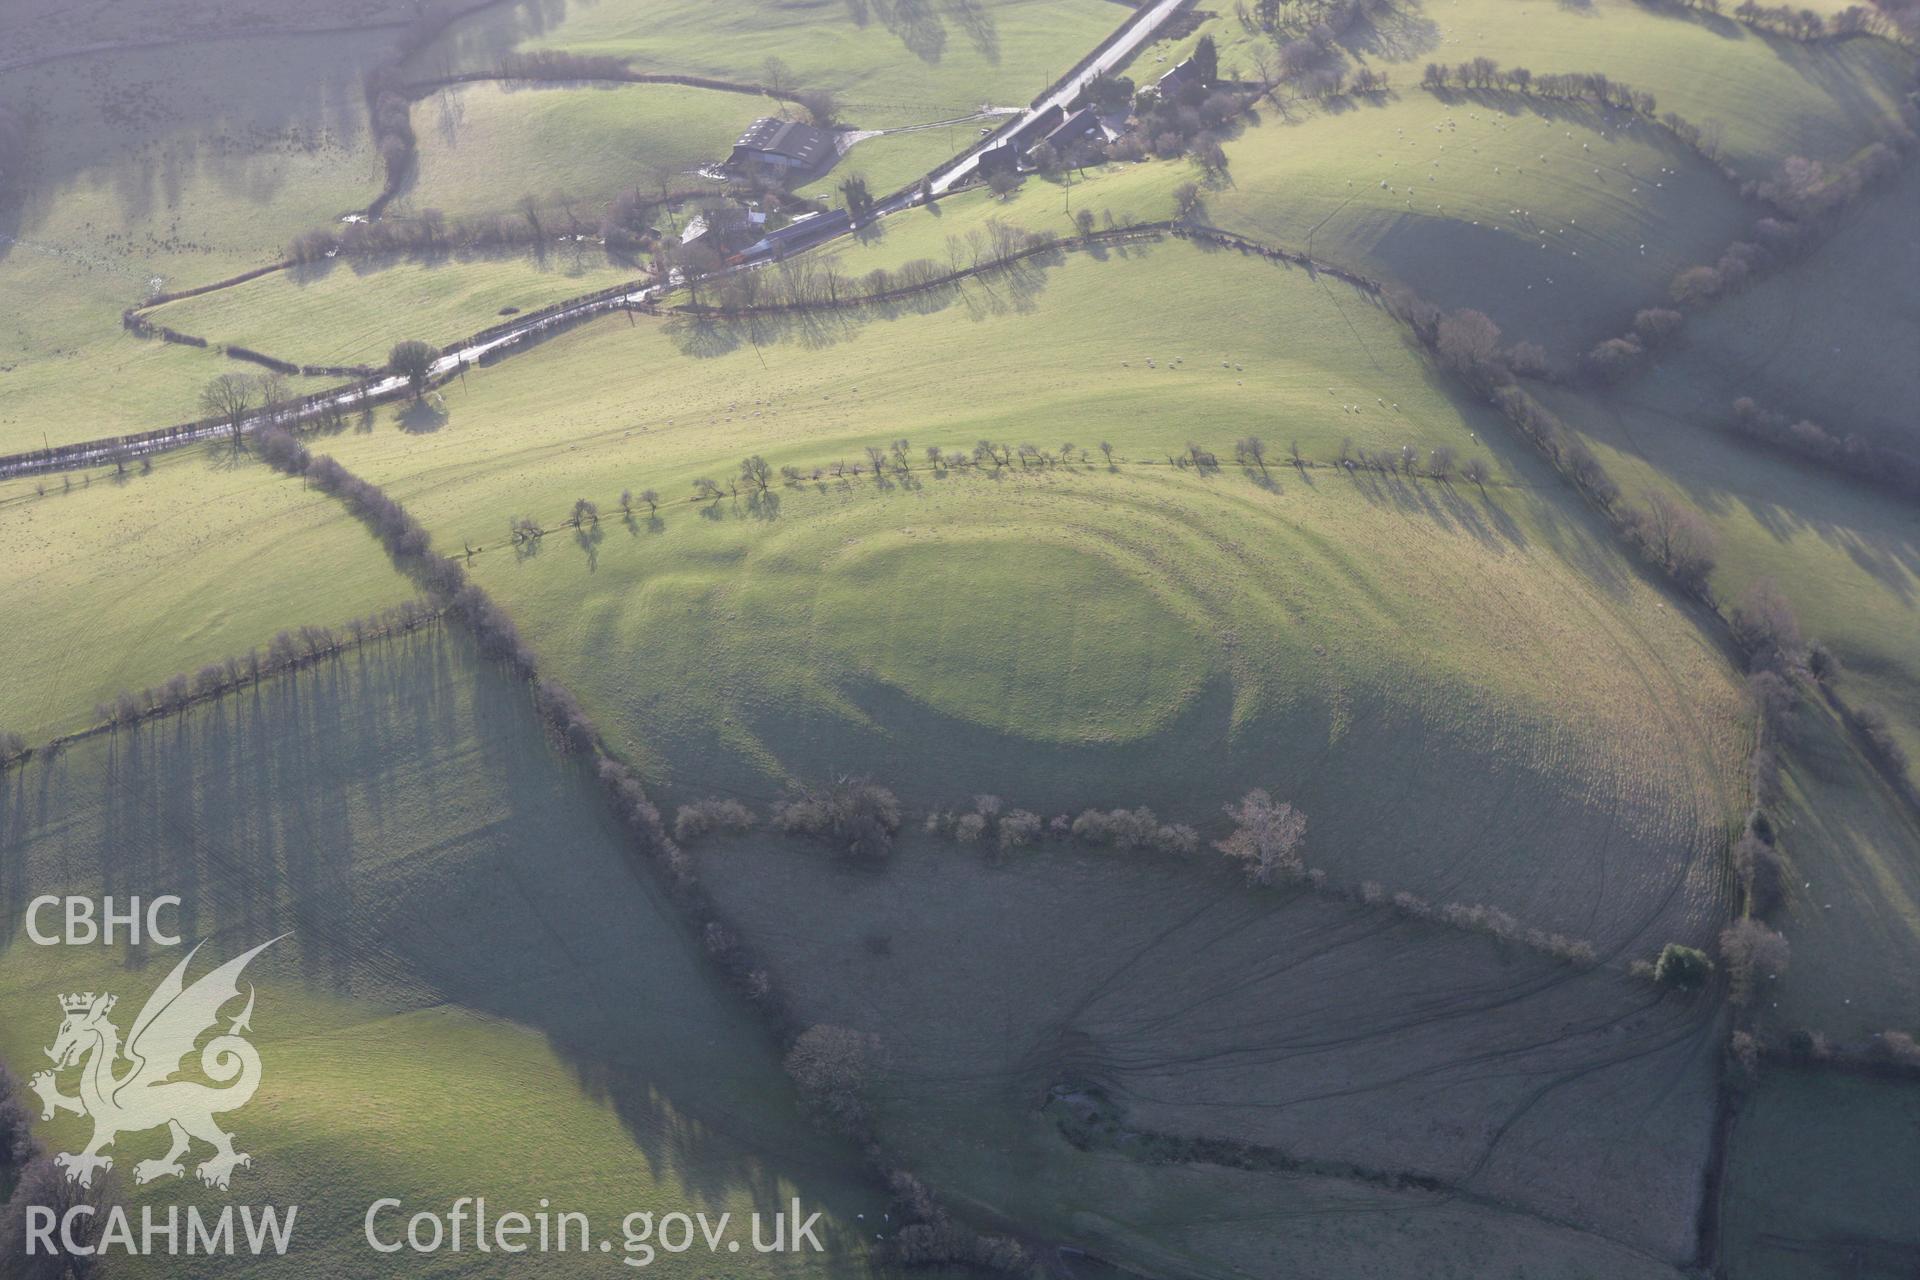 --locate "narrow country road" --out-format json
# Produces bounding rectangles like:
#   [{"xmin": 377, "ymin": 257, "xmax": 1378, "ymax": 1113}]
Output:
[
  {"xmin": 922, "ymin": 0, "xmax": 1189, "ymax": 198},
  {"xmin": 0, "ymin": 0, "xmax": 1193, "ymax": 477}
]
